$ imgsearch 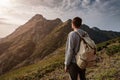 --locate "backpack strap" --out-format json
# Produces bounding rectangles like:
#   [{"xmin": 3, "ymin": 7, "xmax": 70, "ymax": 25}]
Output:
[
  {"xmin": 75, "ymin": 31, "xmax": 94, "ymax": 49},
  {"xmin": 75, "ymin": 31, "xmax": 84, "ymax": 40}
]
